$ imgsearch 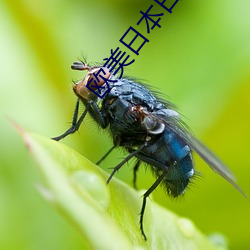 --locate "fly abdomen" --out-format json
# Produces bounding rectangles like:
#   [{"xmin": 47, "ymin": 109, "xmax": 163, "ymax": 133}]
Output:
[
  {"xmin": 136, "ymin": 128, "xmax": 194, "ymax": 197},
  {"xmin": 164, "ymin": 153, "xmax": 193, "ymax": 197},
  {"xmin": 165, "ymin": 129, "xmax": 191, "ymax": 160},
  {"xmin": 163, "ymin": 129, "xmax": 194, "ymax": 196}
]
